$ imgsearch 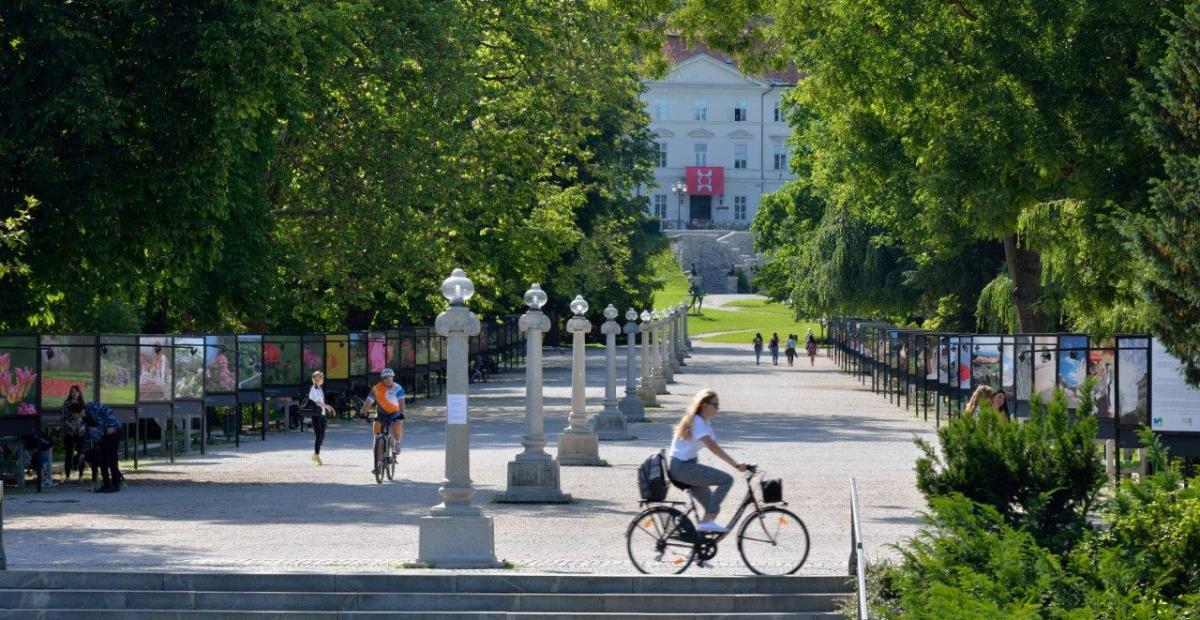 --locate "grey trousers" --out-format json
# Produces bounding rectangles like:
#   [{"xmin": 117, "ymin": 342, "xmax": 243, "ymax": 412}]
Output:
[{"xmin": 669, "ymin": 457, "xmax": 733, "ymax": 517}]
